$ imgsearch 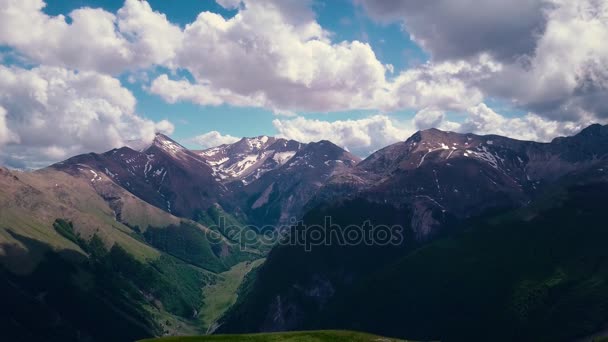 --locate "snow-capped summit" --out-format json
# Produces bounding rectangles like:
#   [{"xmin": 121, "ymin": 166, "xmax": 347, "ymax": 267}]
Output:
[{"xmin": 197, "ymin": 136, "xmax": 305, "ymax": 184}]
